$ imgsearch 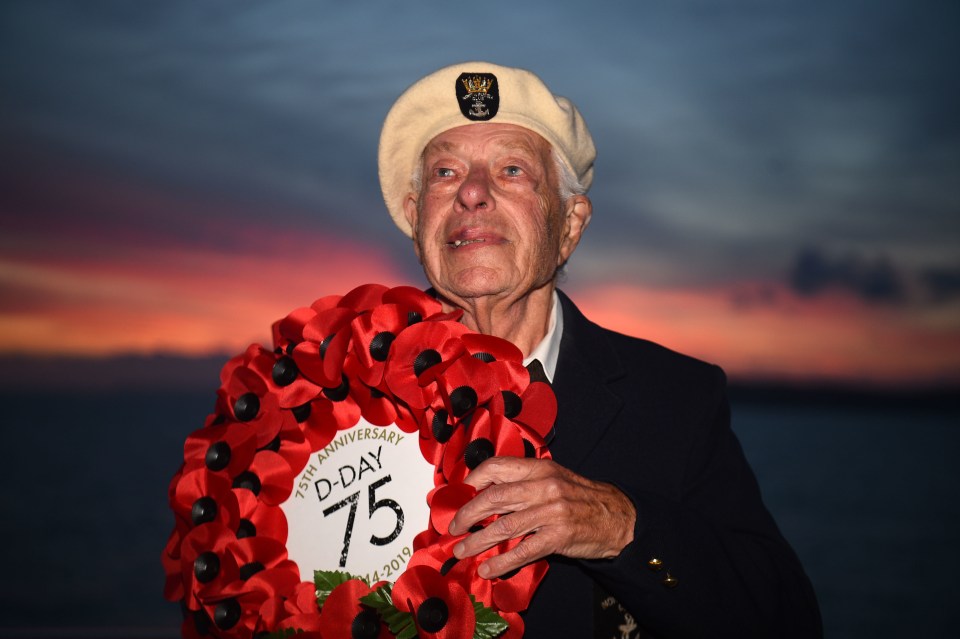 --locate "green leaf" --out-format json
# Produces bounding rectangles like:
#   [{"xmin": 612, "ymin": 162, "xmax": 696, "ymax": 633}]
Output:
[
  {"xmin": 360, "ymin": 583, "xmax": 417, "ymax": 639},
  {"xmin": 314, "ymin": 569, "xmax": 367, "ymax": 611},
  {"xmin": 471, "ymin": 595, "xmax": 509, "ymax": 639},
  {"xmin": 396, "ymin": 623, "xmax": 419, "ymax": 639}
]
